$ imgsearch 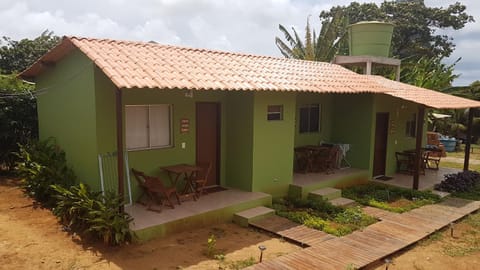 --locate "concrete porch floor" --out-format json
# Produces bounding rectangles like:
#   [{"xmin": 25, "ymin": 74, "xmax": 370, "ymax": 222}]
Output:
[
  {"xmin": 125, "ymin": 189, "xmax": 271, "ymax": 241},
  {"xmin": 373, "ymin": 167, "xmax": 460, "ymax": 191}
]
